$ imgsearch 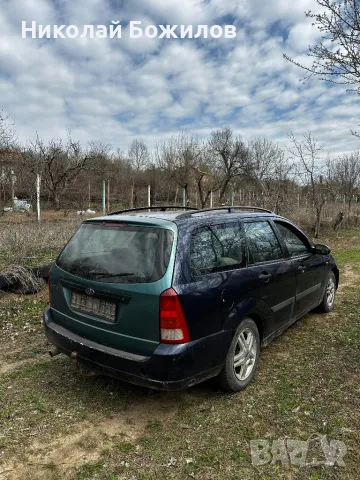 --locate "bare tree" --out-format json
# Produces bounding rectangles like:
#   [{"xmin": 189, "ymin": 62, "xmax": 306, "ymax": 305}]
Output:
[
  {"xmin": 288, "ymin": 132, "xmax": 328, "ymax": 237},
  {"xmin": 0, "ymin": 111, "xmax": 19, "ymax": 203},
  {"xmin": 284, "ymin": 0, "xmax": 360, "ymax": 90},
  {"xmin": 329, "ymin": 152, "xmax": 360, "ymax": 216},
  {"xmin": 192, "ymin": 146, "xmax": 223, "ymax": 208},
  {"xmin": 24, "ymin": 132, "xmax": 96, "ymax": 208},
  {"xmin": 0, "ymin": 110, "xmax": 16, "ymax": 149},
  {"xmin": 127, "ymin": 139, "xmax": 150, "ymax": 208},
  {"xmin": 250, "ymin": 138, "xmax": 293, "ymax": 212},
  {"xmin": 156, "ymin": 133, "xmax": 201, "ymax": 204},
  {"xmin": 208, "ymin": 127, "xmax": 252, "ymax": 203},
  {"xmin": 128, "ymin": 139, "xmax": 150, "ymax": 172},
  {"xmin": 284, "ymin": 0, "xmax": 360, "ymax": 137}
]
